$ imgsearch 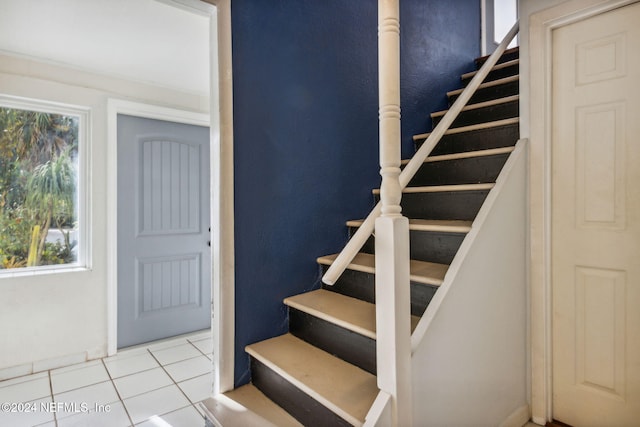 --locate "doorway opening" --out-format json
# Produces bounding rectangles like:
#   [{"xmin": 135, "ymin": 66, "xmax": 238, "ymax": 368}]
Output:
[{"xmin": 105, "ymin": 0, "xmax": 236, "ymax": 395}]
